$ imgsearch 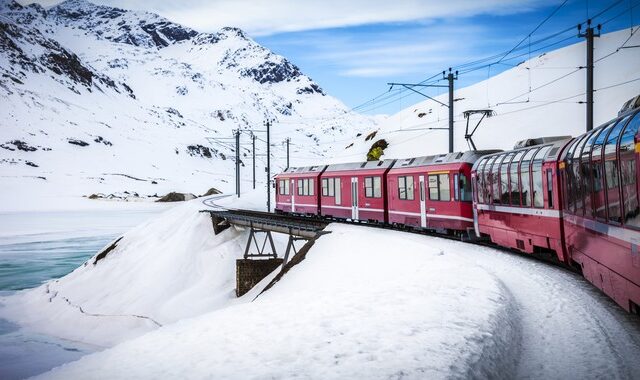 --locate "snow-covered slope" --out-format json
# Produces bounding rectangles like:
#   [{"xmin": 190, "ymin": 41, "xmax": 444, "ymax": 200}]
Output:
[
  {"xmin": 334, "ymin": 27, "xmax": 640, "ymax": 162},
  {"xmin": 0, "ymin": 0, "xmax": 374, "ymax": 211},
  {"xmin": 9, "ymin": 208, "xmax": 639, "ymax": 380}
]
